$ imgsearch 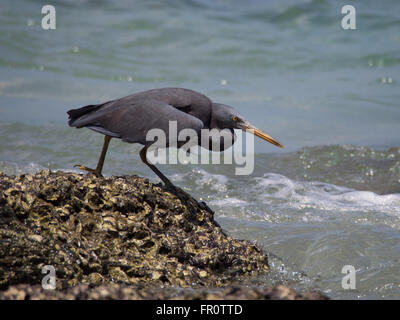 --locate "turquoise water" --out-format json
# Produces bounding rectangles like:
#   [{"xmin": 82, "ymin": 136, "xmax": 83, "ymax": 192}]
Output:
[{"xmin": 1, "ymin": 0, "xmax": 400, "ymax": 299}]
